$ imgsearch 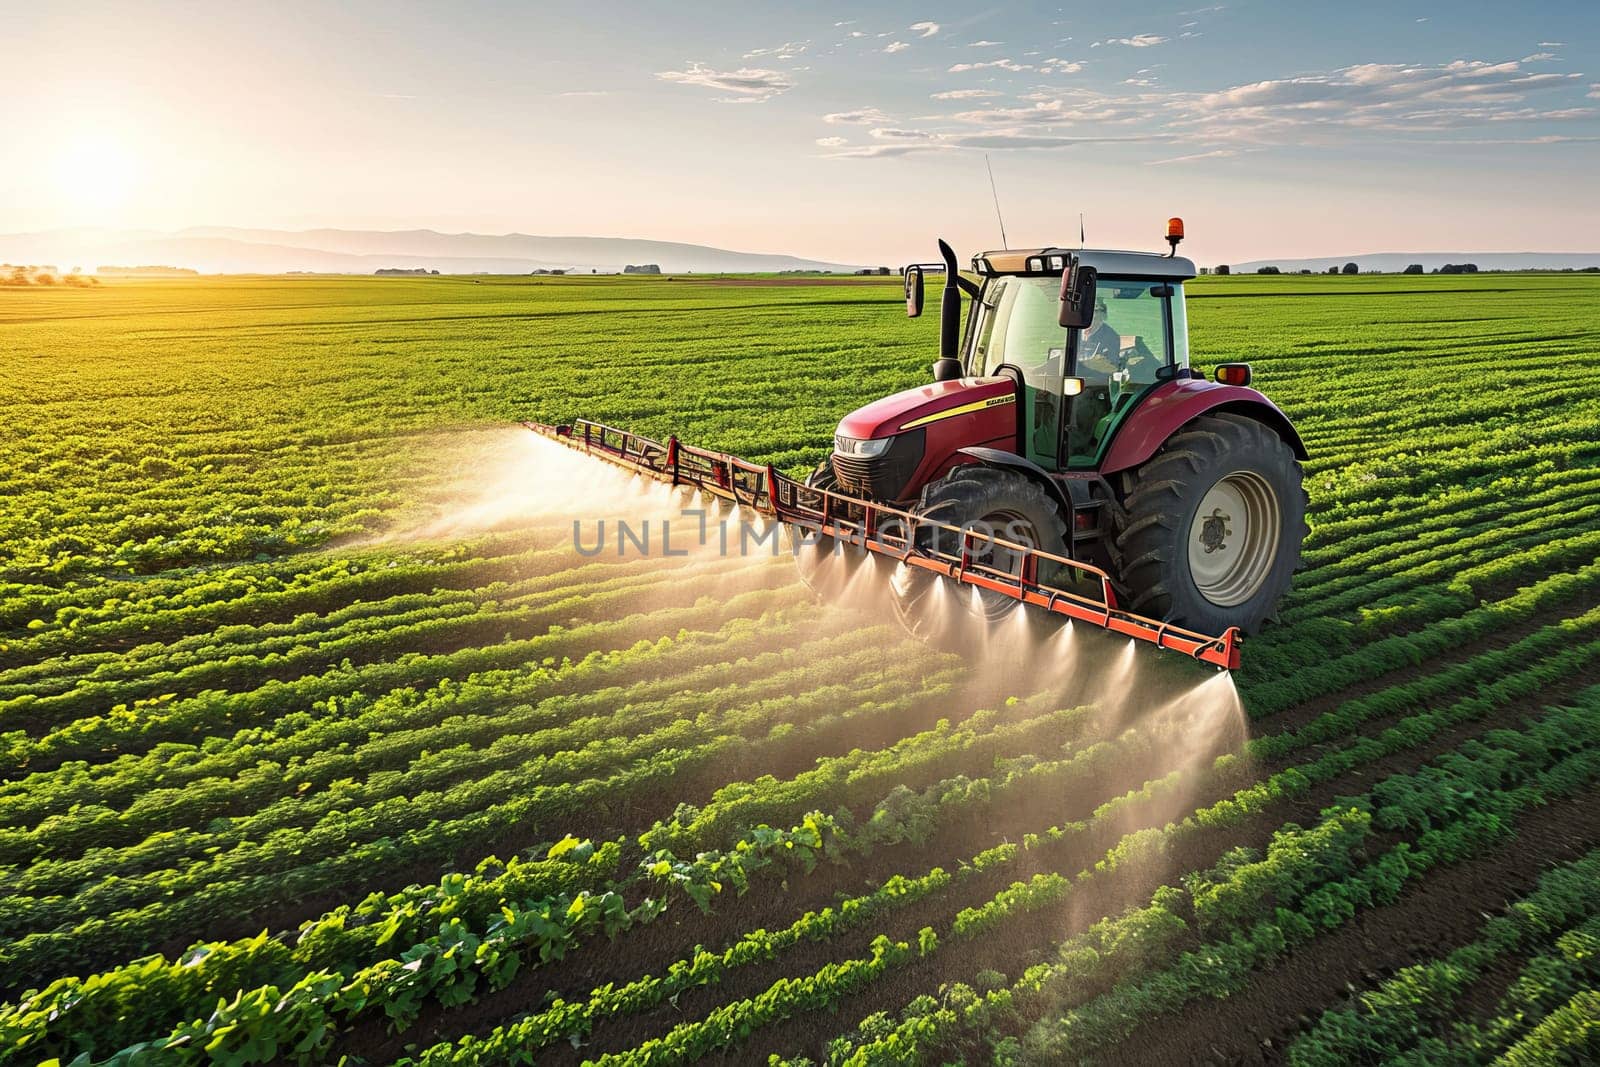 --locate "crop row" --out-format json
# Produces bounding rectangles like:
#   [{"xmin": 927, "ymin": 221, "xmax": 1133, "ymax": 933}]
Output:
[
  {"xmin": 0, "ymin": 656, "xmax": 964, "ymax": 980},
  {"xmin": 1287, "ymin": 850, "xmax": 1600, "ymax": 1066},
  {"xmin": 0, "ymin": 531, "xmax": 583, "ymax": 648},
  {"xmin": 0, "ymin": 581, "xmax": 815, "ymax": 773},
  {"xmin": 300, "ymin": 613, "xmax": 1600, "ymax": 1060},
  {"xmin": 0, "ymin": 603, "xmax": 836, "ymax": 827},
  {"xmin": 0, "ymin": 682, "xmax": 1163, "ymax": 1059},
  {"xmin": 1245, "ymin": 561, "xmax": 1600, "ymax": 717},
  {"xmin": 804, "ymin": 689, "xmax": 1600, "ymax": 1067},
  {"xmin": 0, "ymin": 548, "xmax": 786, "ymax": 739},
  {"xmin": 0, "ymin": 625, "xmax": 894, "ymax": 867},
  {"xmin": 10, "ymin": 592, "xmax": 1591, "ymax": 1053}
]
